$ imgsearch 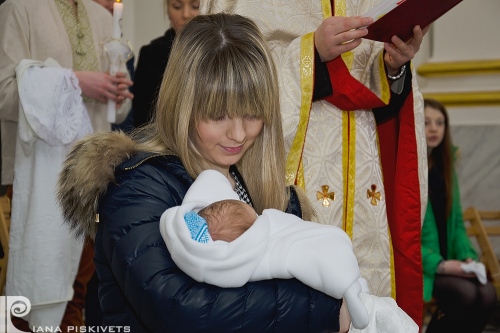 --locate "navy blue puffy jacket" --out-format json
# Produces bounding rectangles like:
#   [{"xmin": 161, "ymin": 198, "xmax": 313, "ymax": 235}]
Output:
[{"xmin": 95, "ymin": 152, "xmax": 341, "ymax": 332}]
